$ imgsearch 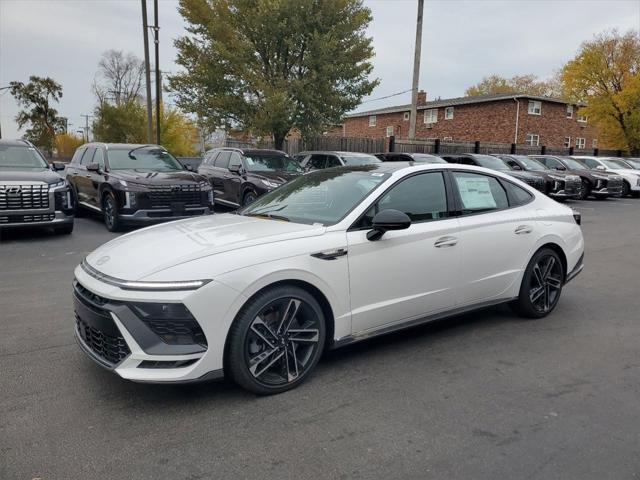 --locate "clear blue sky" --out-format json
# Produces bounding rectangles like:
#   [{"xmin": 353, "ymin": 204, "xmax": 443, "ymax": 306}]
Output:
[{"xmin": 1, "ymin": 0, "xmax": 638, "ymax": 138}]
